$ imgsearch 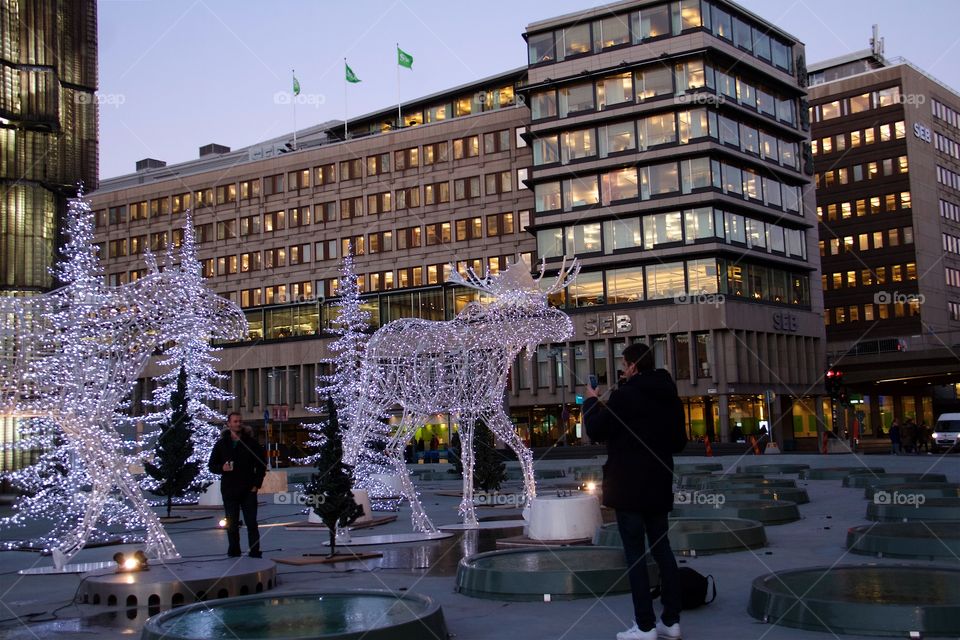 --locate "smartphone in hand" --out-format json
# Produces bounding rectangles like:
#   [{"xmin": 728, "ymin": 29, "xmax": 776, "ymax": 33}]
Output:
[{"xmin": 588, "ymin": 374, "xmax": 599, "ymax": 389}]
